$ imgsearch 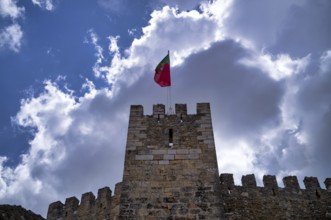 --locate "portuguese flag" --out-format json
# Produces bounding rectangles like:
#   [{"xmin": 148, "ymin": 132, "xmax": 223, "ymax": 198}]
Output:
[{"xmin": 154, "ymin": 53, "xmax": 171, "ymax": 87}]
